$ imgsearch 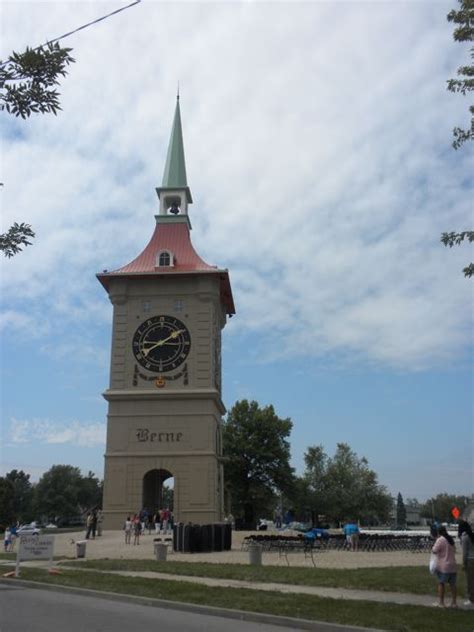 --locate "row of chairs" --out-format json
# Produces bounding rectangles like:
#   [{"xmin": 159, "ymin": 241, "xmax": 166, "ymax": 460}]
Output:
[{"xmin": 243, "ymin": 533, "xmax": 433, "ymax": 554}]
